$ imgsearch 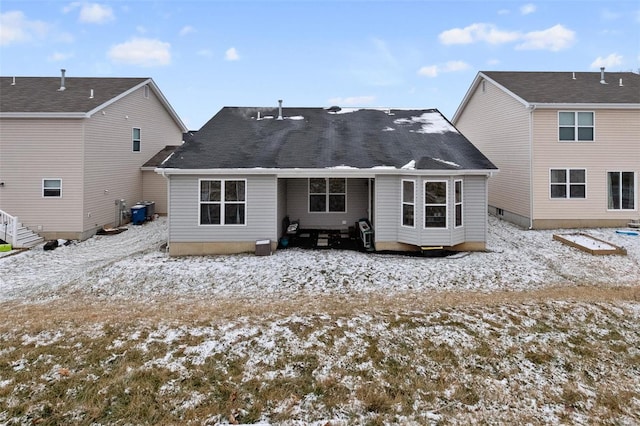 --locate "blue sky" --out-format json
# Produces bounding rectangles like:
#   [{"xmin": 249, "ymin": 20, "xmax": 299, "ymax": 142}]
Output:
[{"xmin": 1, "ymin": 0, "xmax": 639, "ymax": 129}]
